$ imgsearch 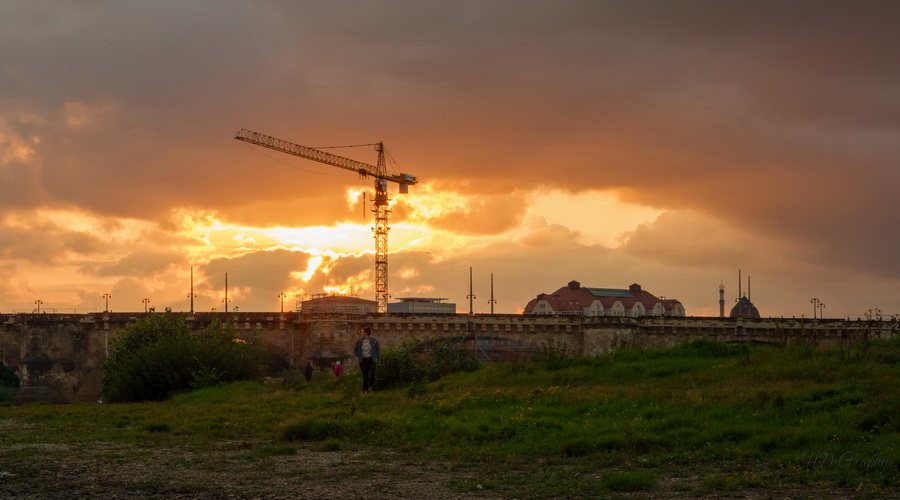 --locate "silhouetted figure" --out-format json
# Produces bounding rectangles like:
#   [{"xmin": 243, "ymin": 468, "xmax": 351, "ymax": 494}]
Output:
[{"xmin": 353, "ymin": 326, "xmax": 379, "ymax": 392}]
